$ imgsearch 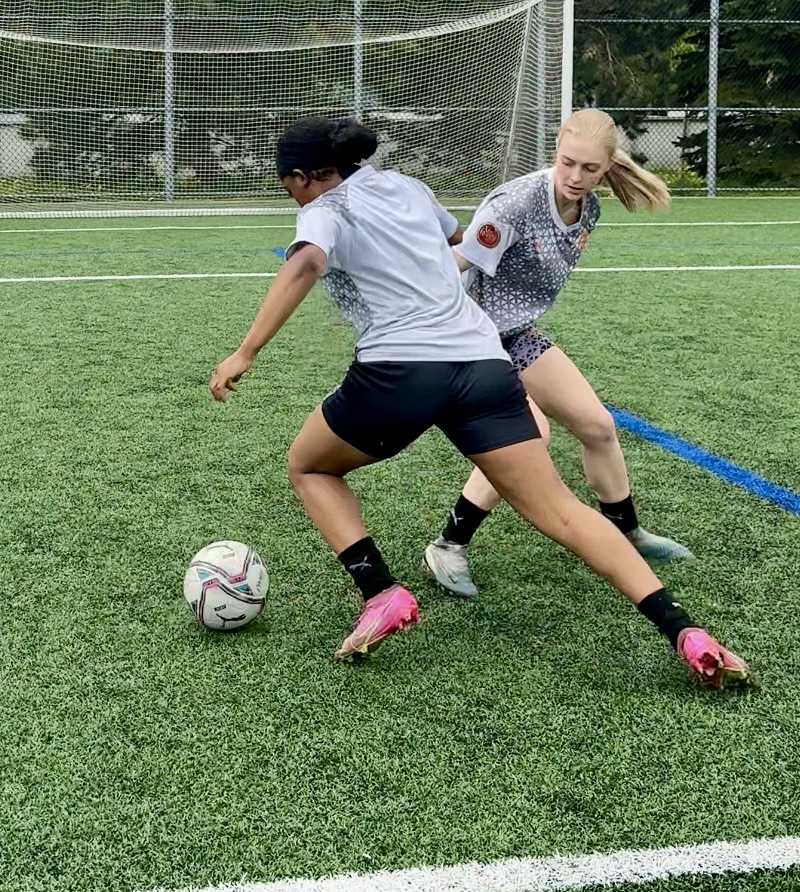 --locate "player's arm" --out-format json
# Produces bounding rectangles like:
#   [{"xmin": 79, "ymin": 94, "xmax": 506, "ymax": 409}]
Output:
[
  {"xmin": 447, "ymin": 224, "xmax": 464, "ymax": 246},
  {"xmin": 448, "ymin": 225, "xmax": 472, "ymax": 272},
  {"xmin": 415, "ymin": 178, "xmax": 467, "ymax": 248},
  {"xmin": 456, "ymin": 204, "xmax": 521, "ymax": 277},
  {"xmin": 238, "ymin": 244, "xmax": 324, "ymax": 359},
  {"xmin": 210, "ymin": 245, "xmax": 324, "ymax": 401},
  {"xmin": 210, "ymin": 207, "xmax": 339, "ymax": 402},
  {"xmin": 452, "ymin": 247, "xmax": 473, "ymax": 272}
]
